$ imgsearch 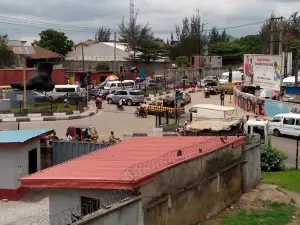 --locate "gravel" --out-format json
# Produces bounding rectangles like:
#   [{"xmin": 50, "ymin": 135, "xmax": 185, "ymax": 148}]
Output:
[{"xmin": 0, "ymin": 190, "xmax": 49, "ymax": 225}]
